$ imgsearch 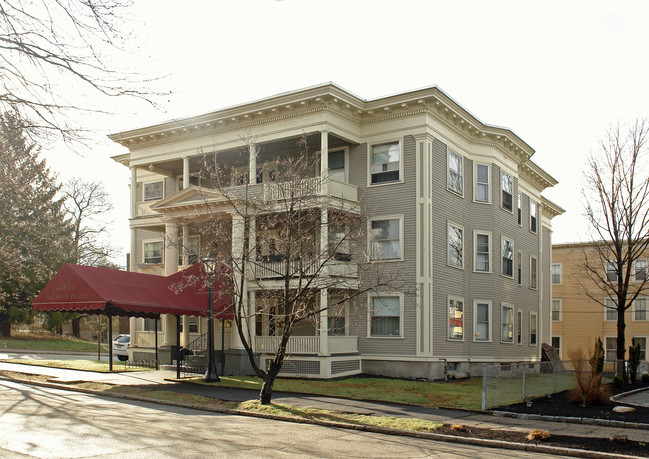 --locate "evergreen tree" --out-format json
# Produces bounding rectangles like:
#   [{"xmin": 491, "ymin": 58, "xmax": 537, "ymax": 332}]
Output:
[{"xmin": 0, "ymin": 113, "xmax": 73, "ymax": 337}]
